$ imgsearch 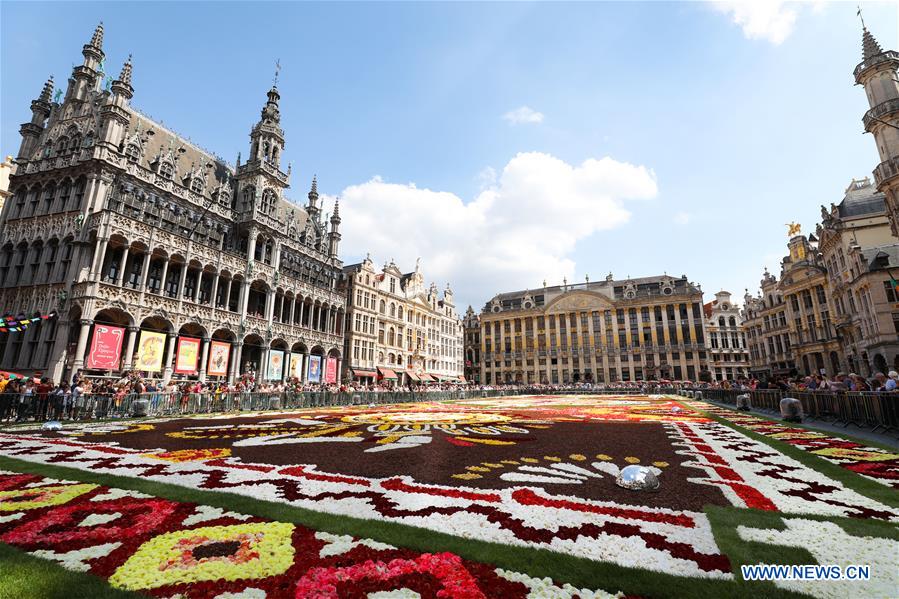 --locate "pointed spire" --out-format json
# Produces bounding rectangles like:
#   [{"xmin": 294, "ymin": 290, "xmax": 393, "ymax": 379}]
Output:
[
  {"xmin": 38, "ymin": 76, "xmax": 54, "ymax": 103},
  {"xmin": 89, "ymin": 22, "xmax": 104, "ymax": 49},
  {"xmin": 330, "ymin": 199, "xmax": 340, "ymax": 223},
  {"xmin": 118, "ymin": 54, "xmax": 132, "ymax": 86},
  {"xmin": 862, "ymin": 27, "xmax": 884, "ymax": 60},
  {"xmin": 310, "ymin": 175, "xmax": 318, "ymax": 197}
]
